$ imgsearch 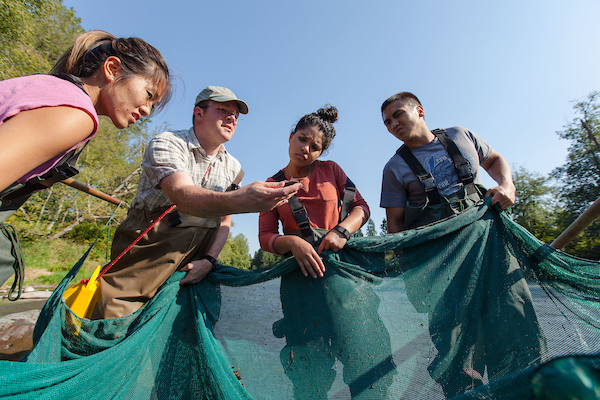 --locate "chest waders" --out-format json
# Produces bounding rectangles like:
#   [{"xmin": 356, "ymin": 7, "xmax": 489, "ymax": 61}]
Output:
[
  {"xmin": 271, "ymin": 169, "xmax": 356, "ymax": 246},
  {"xmin": 0, "ymin": 73, "xmax": 90, "ymax": 299},
  {"xmin": 271, "ymin": 170, "xmax": 396, "ymax": 399},
  {"xmin": 399, "ymin": 129, "xmax": 486, "ymax": 230}
]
